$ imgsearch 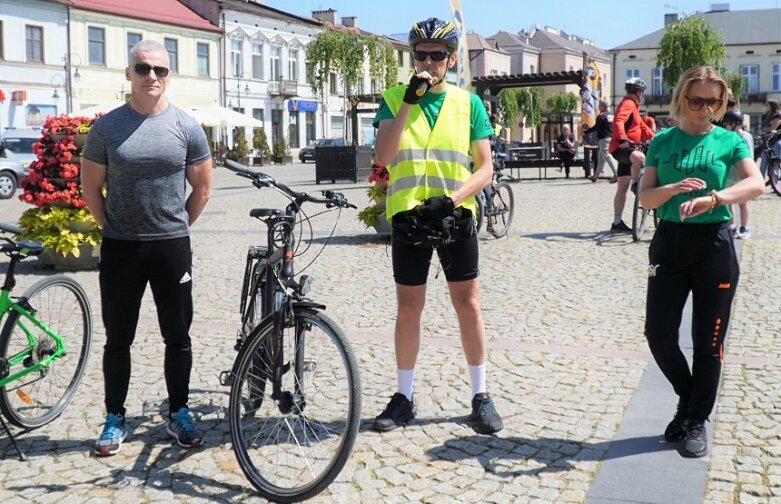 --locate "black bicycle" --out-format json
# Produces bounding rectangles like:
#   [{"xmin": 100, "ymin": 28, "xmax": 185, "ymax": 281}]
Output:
[
  {"xmin": 220, "ymin": 160, "xmax": 361, "ymax": 503},
  {"xmin": 757, "ymin": 129, "xmax": 781, "ymax": 197},
  {"xmin": 476, "ymin": 156, "xmax": 515, "ymax": 238},
  {"xmin": 630, "ymin": 143, "xmax": 658, "ymax": 242}
]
